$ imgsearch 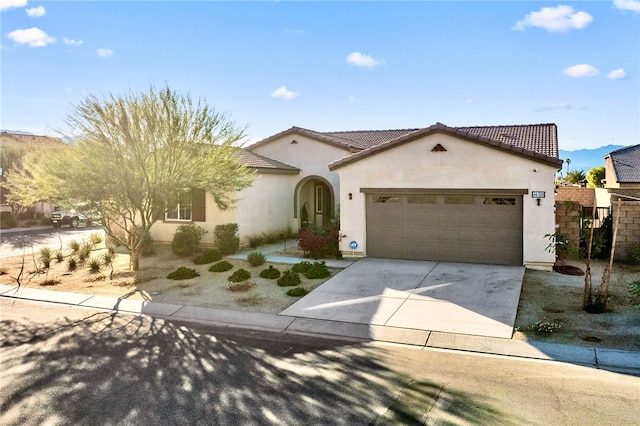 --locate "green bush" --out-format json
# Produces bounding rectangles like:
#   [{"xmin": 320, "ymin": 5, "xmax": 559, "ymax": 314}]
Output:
[
  {"xmin": 304, "ymin": 261, "xmax": 331, "ymax": 279},
  {"xmin": 138, "ymin": 228, "xmax": 155, "ymax": 256},
  {"xmin": 247, "ymin": 251, "xmax": 266, "ymax": 267},
  {"xmin": 39, "ymin": 248, "xmax": 53, "ymax": 269},
  {"xmin": 246, "ymin": 234, "xmax": 264, "ymax": 248},
  {"xmin": 228, "ymin": 268, "xmax": 251, "ymax": 283},
  {"xmin": 68, "ymin": 239, "xmax": 80, "ymax": 253},
  {"xmin": 194, "ymin": 250, "xmax": 222, "ymax": 265},
  {"xmin": 78, "ymin": 242, "xmax": 93, "ymax": 262},
  {"xmin": 259, "ymin": 265, "xmax": 281, "ymax": 279},
  {"xmin": 277, "ymin": 269, "xmax": 301, "ymax": 287},
  {"xmin": 261, "ymin": 231, "xmax": 280, "ymax": 244},
  {"xmin": 214, "ymin": 223, "xmax": 240, "ymax": 255},
  {"xmin": 517, "ymin": 319, "xmax": 562, "ymax": 335},
  {"xmin": 291, "ymin": 261, "xmax": 312, "ymax": 273},
  {"xmin": 287, "ymin": 287, "xmax": 309, "ymax": 297},
  {"xmin": 54, "ymin": 250, "xmax": 65, "ymax": 263},
  {"xmin": 167, "ymin": 266, "xmax": 200, "ymax": 280},
  {"xmin": 171, "ymin": 224, "xmax": 205, "ymax": 257},
  {"xmin": 624, "ymin": 243, "xmax": 640, "ymax": 266},
  {"xmin": 89, "ymin": 232, "xmax": 103, "ymax": 246},
  {"xmin": 101, "ymin": 252, "xmax": 114, "ymax": 267},
  {"xmin": 209, "ymin": 261, "xmax": 233, "ymax": 272}
]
